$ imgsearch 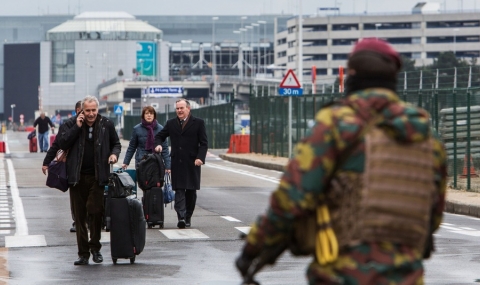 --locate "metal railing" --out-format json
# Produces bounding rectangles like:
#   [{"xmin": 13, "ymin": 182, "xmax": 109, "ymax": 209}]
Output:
[{"xmin": 250, "ymin": 87, "xmax": 480, "ymax": 191}]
